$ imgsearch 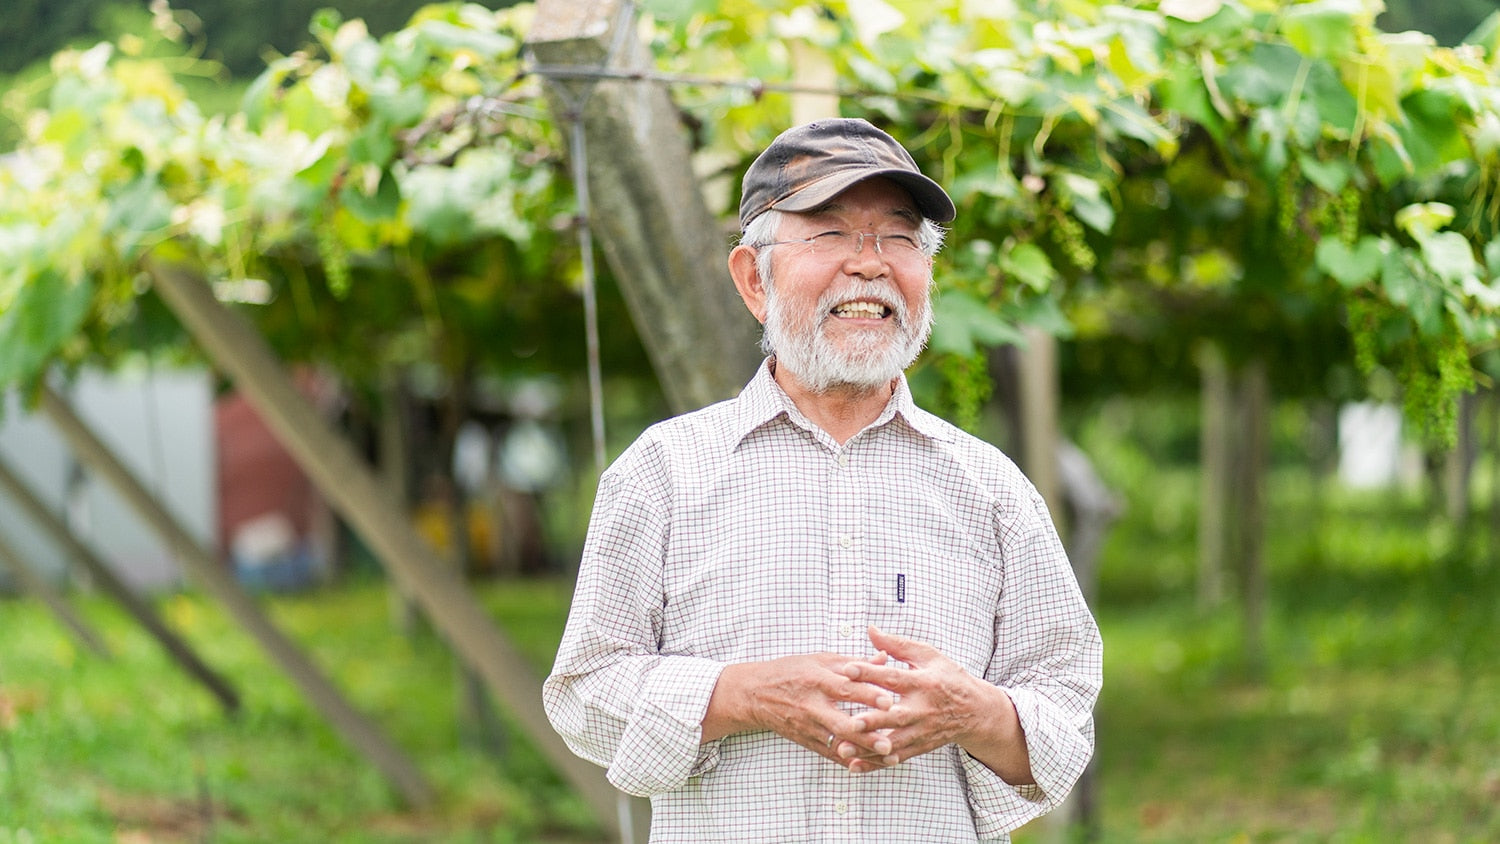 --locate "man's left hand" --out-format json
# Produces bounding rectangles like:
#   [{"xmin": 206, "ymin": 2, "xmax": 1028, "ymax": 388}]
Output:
[{"xmin": 839, "ymin": 626, "xmax": 1033, "ymax": 783}]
